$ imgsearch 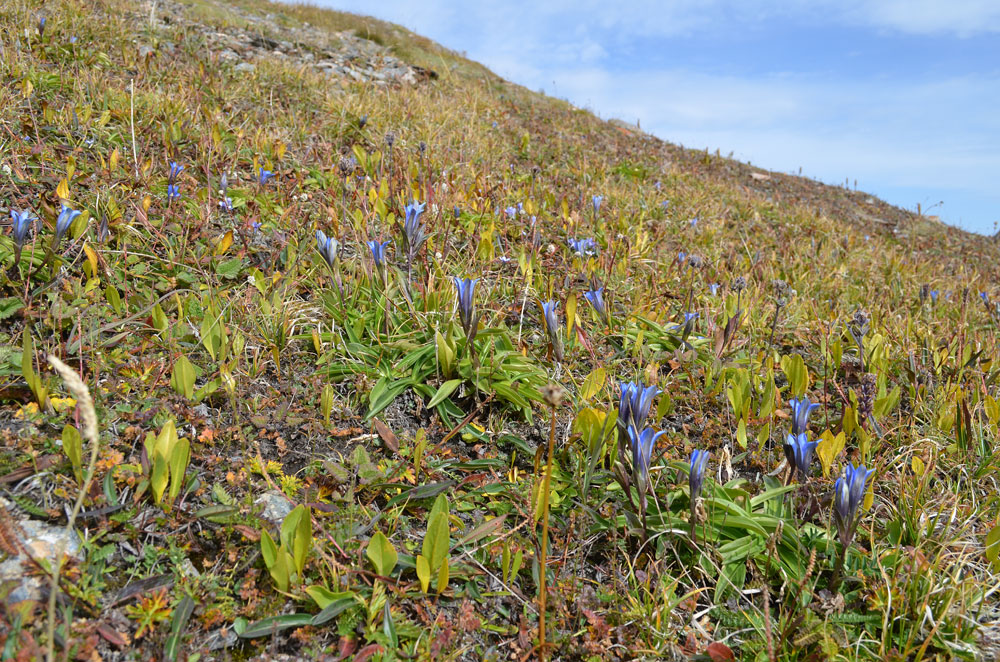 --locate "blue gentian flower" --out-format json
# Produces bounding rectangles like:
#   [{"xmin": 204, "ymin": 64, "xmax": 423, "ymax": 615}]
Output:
[
  {"xmin": 690, "ymin": 217, "xmax": 698, "ymax": 228},
  {"xmin": 504, "ymin": 205, "xmax": 518, "ymax": 218},
  {"xmin": 568, "ymin": 237, "xmax": 598, "ymax": 257},
  {"xmin": 10, "ymin": 210, "xmax": 33, "ymax": 253},
  {"xmin": 453, "ymin": 277, "xmax": 479, "ymax": 341},
  {"xmin": 784, "ymin": 432, "xmax": 818, "ymax": 480},
  {"xmin": 69, "ymin": 36, "xmax": 77, "ymax": 44},
  {"xmin": 661, "ymin": 200, "xmax": 669, "ymax": 209},
  {"xmin": 681, "ymin": 311, "xmax": 698, "ymax": 339},
  {"xmin": 592, "ymin": 195, "xmax": 603, "ymax": 215},
  {"xmin": 167, "ymin": 184, "xmax": 181, "ymax": 201},
  {"xmin": 789, "ymin": 396, "xmax": 820, "ymax": 435},
  {"xmin": 38, "ymin": 16, "xmax": 46, "ymax": 36},
  {"xmin": 251, "ymin": 221, "xmax": 262, "ymax": 233},
  {"xmin": 833, "ymin": 462, "xmax": 874, "ymax": 545},
  {"xmin": 168, "ymin": 161, "xmax": 183, "ymax": 183},
  {"xmin": 689, "ymin": 449, "xmax": 710, "ymax": 502},
  {"xmin": 367, "ymin": 239, "xmax": 390, "ymax": 268},
  {"xmin": 617, "ymin": 381, "xmax": 661, "ymax": 441},
  {"xmin": 453, "ymin": 206, "xmax": 461, "ymax": 219},
  {"xmin": 628, "ymin": 425, "xmax": 666, "ymax": 492},
  {"xmin": 220, "ymin": 172, "xmax": 229, "ymax": 193},
  {"xmin": 218, "ymin": 197, "xmax": 233, "ymax": 212},
  {"xmin": 54, "ymin": 205, "xmax": 81, "ymax": 243},
  {"xmin": 654, "ymin": 181, "xmax": 662, "ymax": 191},
  {"xmin": 929, "ymin": 290, "xmax": 939, "ymax": 304},
  {"xmin": 315, "ymin": 230, "xmax": 339, "ymax": 268},
  {"xmin": 709, "ymin": 283, "xmax": 720, "ymax": 296},
  {"xmin": 258, "ymin": 168, "xmax": 274, "ymax": 185},
  {"xmin": 981, "ymin": 292, "xmax": 990, "ymax": 305},
  {"xmin": 403, "ymin": 200, "xmax": 427, "ymax": 257},
  {"xmin": 541, "ymin": 300, "xmax": 559, "ymax": 335},
  {"xmin": 540, "ymin": 300, "xmax": 563, "ymax": 361},
  {"xmin": 583, "ymin": 287, "xmax": 608, "ymax": 322},
  {"xmin": 678, "ymin": 251, "xmax": 686, "ymax": 264}
]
